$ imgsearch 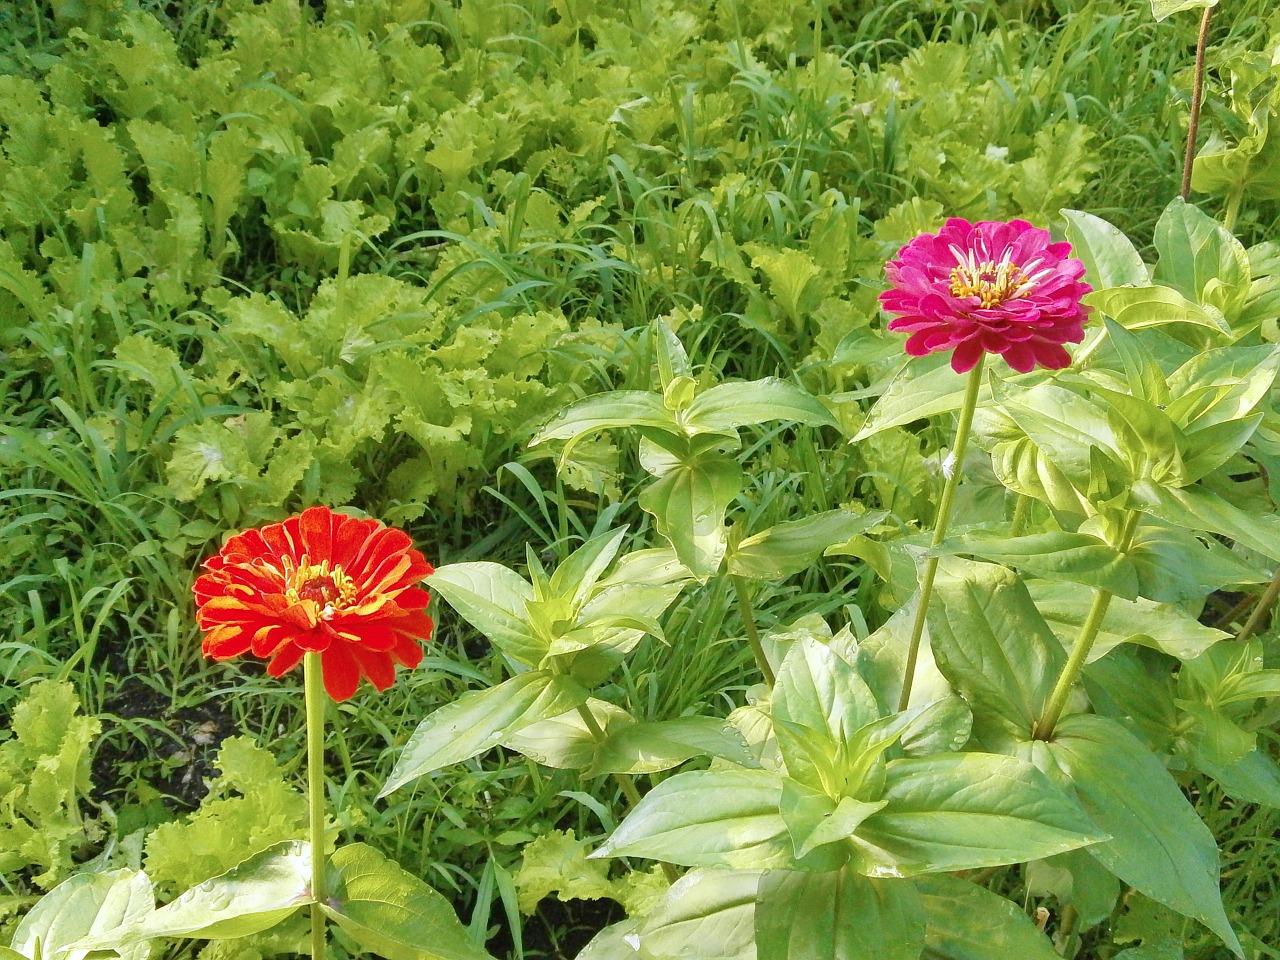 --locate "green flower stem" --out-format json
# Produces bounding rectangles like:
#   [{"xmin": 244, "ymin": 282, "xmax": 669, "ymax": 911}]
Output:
[
  {"xmin": 731, "ymin": 575, "xmax": 775, "ymax": 687},
  {"xmin": 1033, "ymin": 512, "xmax": 1140, "ymax": 741},
  {"xmin": 304, "ymin": 653, "xmax": 328, "ymax": 960},
  {"xmin": 897, "ymin": 357, "xmax": 986, "ymax": 713},
  {"xmin": 574, "ymin": 703, "xmax": 679, "ymax": 885},
  {"xmin": 1236, "ymin": 565, "xmax": 1280, "ymax": 644},
  {"xmin": 1010, "ymin": 493, "xmax": 1031, "ymax": 538},
  {"xmin": 1223, "ymin": 183, "xmax": 1244, "ymax": 235}
]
